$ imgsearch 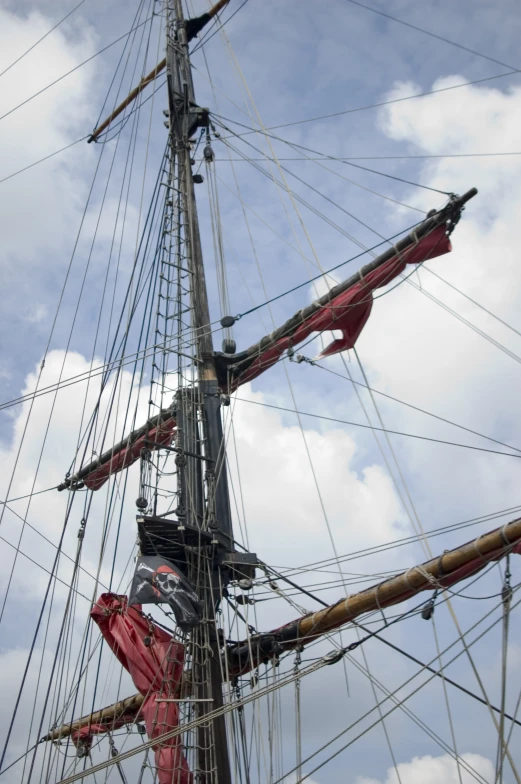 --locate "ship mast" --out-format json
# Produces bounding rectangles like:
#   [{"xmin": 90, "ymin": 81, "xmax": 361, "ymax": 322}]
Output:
[{"xmin": 165, "ymin": 1, "xmax": 232, "ymax": 781}]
